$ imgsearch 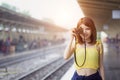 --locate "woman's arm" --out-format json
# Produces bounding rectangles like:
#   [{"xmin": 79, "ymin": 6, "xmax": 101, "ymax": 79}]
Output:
[
  {"xmin": 99, "ymin": 43, "xmax": 105, "ymax": 80},
  {"xmin": 63, "ymin": 29, "xmax": 76, "ymax": 60},
  {"xmin": 100, "ymin": 53, "xmax": 105, "ymax": 80},
  {"xmin": 64, "ymin": 37, "xmax": 75, "ymax": 60}
]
